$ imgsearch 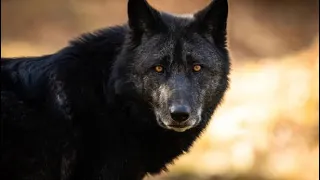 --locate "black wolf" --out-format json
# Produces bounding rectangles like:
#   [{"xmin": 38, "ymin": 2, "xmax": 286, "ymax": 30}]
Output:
[{"xmin": 0, "ymin": 0, "xmax": 230, "ymax": 179}]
